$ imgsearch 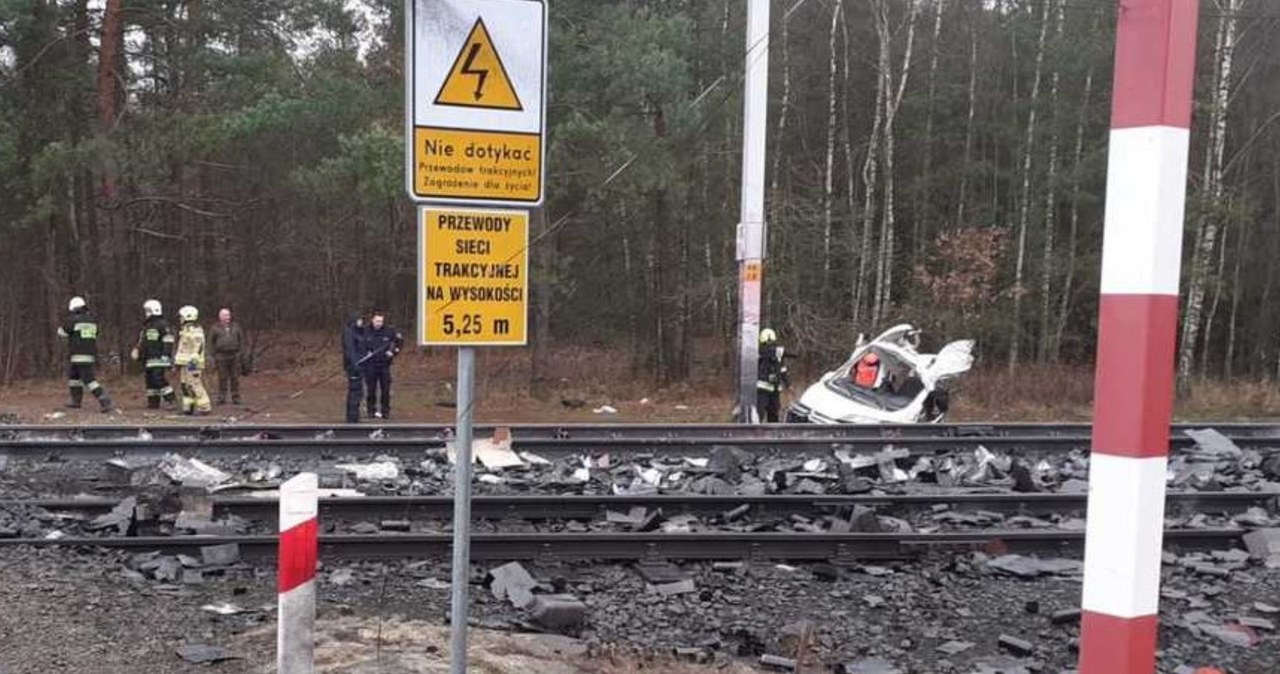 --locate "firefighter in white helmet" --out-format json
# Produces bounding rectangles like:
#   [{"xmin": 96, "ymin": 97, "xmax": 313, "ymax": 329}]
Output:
[
  {"xmin": 57, "ymin": 296, "xmax": 113, "ymax": 412},
  {"xmin": 173, "ymin": 305, "xmax": 212, "ymax": 415},
  {"xmin": 131, "ymin": 300, "xmax": 177, "ymax": 409}
]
